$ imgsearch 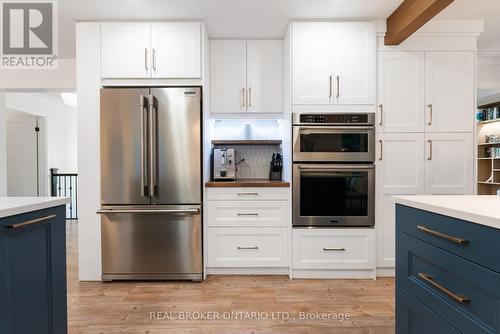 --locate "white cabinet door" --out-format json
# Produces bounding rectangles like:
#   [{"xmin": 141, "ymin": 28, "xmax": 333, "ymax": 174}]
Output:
[
  {"xmin": 334, "ymin": 22, "xmax": 375, "ymax": 105},
  {"xmin": 376, "ymin": 133, "xmax": 425, "ymax": 269},
  {"xmin": 246, "ymin": 40, "xmax": 283, "ymax": 113},
  {"xmin": 425, "ymin": 51, "xmax": 475, "ymax": 133},
  {"xmin": 377, "ymin": 52, "xmax": 425, "ymax": 133},
  {"xmin": 151, "ymin": 22, "xmax": 201, "ymax": 78},
  {"xmin": 210, "ymin": 40, "xmax": 247, "ymax": 113},
  {"xmin": 292, "ymin": 22, "xmax": 334, "ymax": 105},
  {"xmin": 424, "ymin": 133, "xmax": 474, "ymax": 195},
  {"xmin": 101, "ymin": 23, "xmax": 150, "ymax": 78}
]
